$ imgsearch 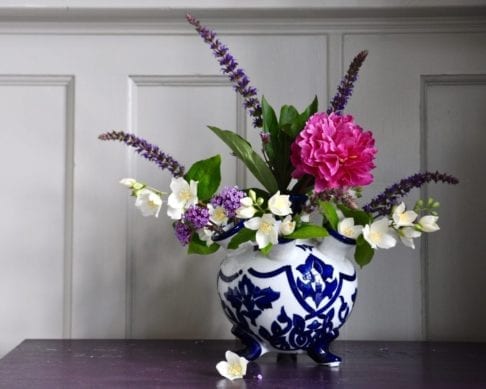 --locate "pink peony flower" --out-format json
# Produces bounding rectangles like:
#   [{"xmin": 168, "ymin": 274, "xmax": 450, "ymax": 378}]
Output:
[{"xmin": 290, "ymin": 112, "xmax": 377, "ymax": 192}]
